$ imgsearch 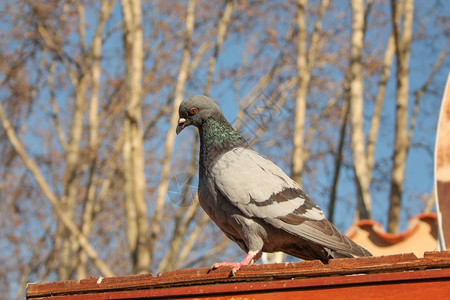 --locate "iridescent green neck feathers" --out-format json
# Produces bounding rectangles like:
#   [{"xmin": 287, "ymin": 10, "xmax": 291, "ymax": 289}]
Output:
[{"xmin": 199, "ymin": 116, "xmax": 247, "ymax": 169}]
